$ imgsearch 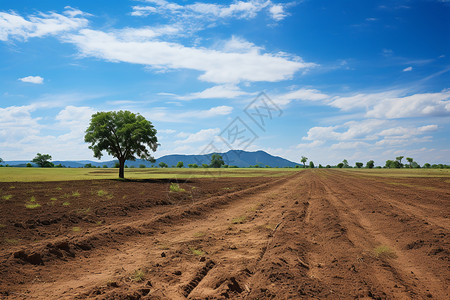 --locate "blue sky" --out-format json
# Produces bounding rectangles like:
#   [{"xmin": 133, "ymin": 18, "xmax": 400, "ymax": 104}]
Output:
[{"xmin": 0, "ymin": 0, "xmax": 449, "ymax": 166}]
